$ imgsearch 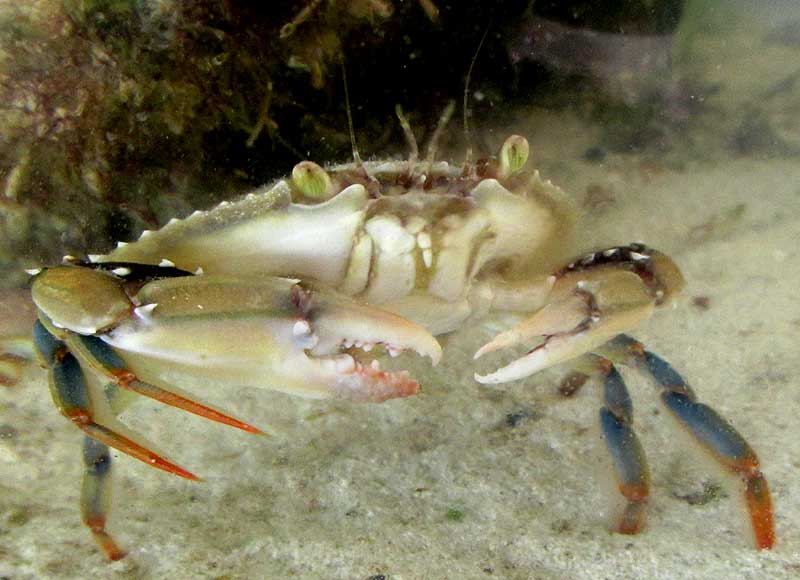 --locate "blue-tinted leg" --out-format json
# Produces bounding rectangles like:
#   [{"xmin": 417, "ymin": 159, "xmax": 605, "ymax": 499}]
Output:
[
  {"xmin": 595, "ymin": 357, "xmax": 650, "ymax": 535},
  {"xmin": 81, "ymin": 436, "xmax": 125, "ymax": 560},
  {"xmin": 610, "ymin": 334, "xmax": 775, "ymax": 549},
  {"xmin": 68, "ymin": 334, "xmax": 262, "ymax": 434},
  {"xmin": 34, "ymin": 319, "xmax": 198, "ymax": 481}
]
